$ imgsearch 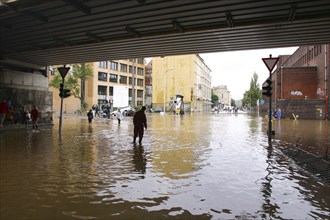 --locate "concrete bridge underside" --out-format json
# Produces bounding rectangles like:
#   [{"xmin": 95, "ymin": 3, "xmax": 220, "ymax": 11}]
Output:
[{"xmin": 0, "ymin": 0, "xmax": 329, "ymax": 67}]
